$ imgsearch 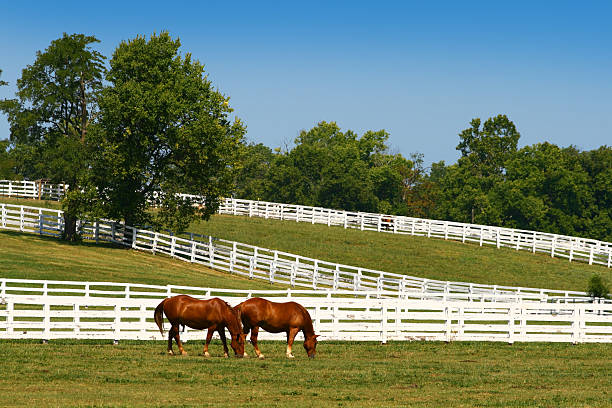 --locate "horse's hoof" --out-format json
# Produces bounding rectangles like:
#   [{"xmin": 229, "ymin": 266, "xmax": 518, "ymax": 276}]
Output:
[
  {"xmin": 167, "ymin": 350, "xmax": 174, "ymax": 356},
  {"xmin": 243, "ymin": 352, "xmax": 249, "ymax": 358},
  {"xmin": 224, "ymin": 353, "xmax": 229, "ymax": 358},
  {"xmin": 204, "ymin": 352, "xmax": 211, "ymax": 357},
  {"xmin": 180, "ymin": 351, "xmax": 188, "ymax": 356},
  {"xmin": 286, "ymin": 354, "xmax": 295, "ymax": 359},
  {"xmin": 258, "ymin": 354, "xmax": 265, "ymax": 360}
]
